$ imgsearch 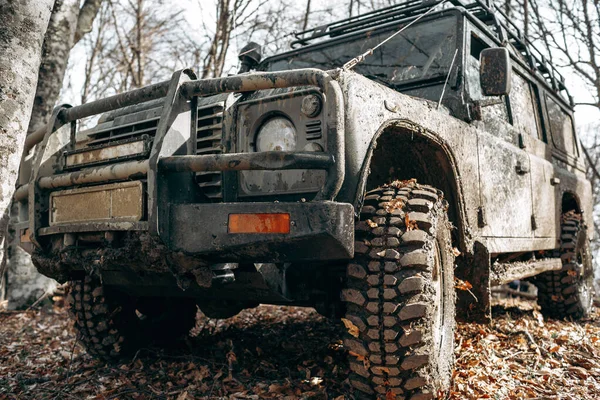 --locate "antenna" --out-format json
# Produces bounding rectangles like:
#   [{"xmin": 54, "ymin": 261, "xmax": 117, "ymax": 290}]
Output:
[{"xmin": 438, "ymin": 48, "xmax": 459, "ymax": 109}]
